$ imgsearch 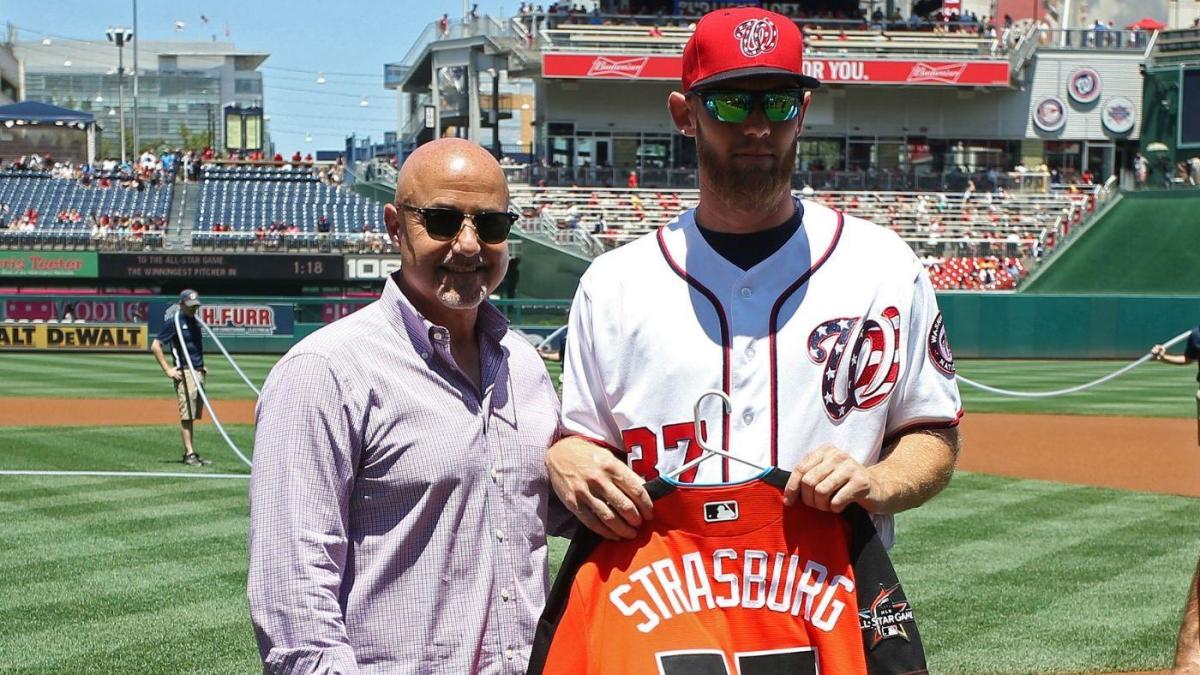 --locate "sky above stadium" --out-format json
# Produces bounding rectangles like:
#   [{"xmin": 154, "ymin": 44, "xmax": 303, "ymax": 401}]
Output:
[{"xmin": 3, "ymin": 0, "xmax": 516, "ymax": 156}]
